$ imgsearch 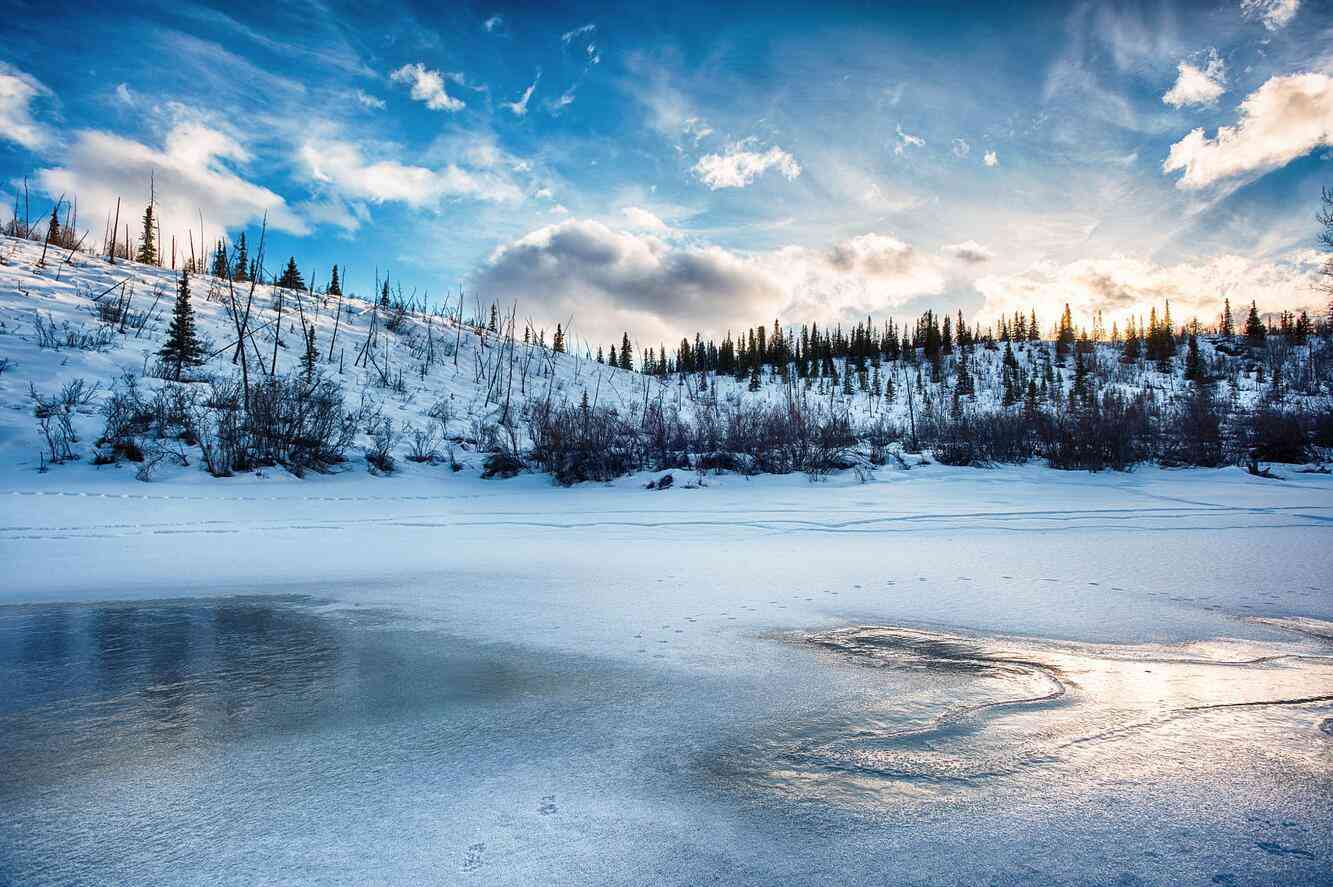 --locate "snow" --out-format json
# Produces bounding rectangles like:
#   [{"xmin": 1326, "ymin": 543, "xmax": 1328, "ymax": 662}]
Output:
[{"xmin": 1, "ymin": 236, "xmax": 1332, "ymax": 884}]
